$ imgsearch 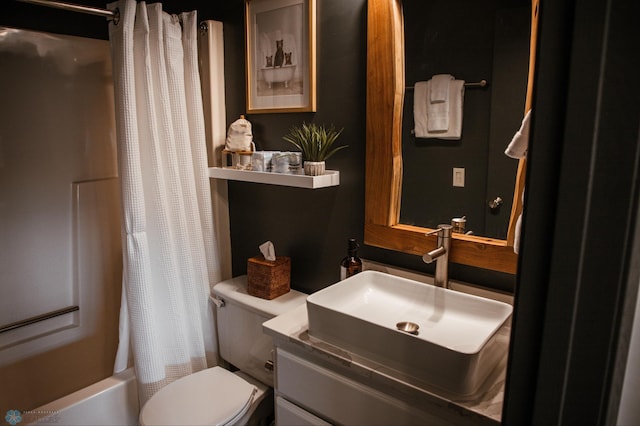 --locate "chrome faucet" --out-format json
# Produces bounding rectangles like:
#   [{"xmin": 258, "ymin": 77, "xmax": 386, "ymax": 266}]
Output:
[{"xmin": 422, "ymin": 224, "xmax": 453, "ymax": 288}]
